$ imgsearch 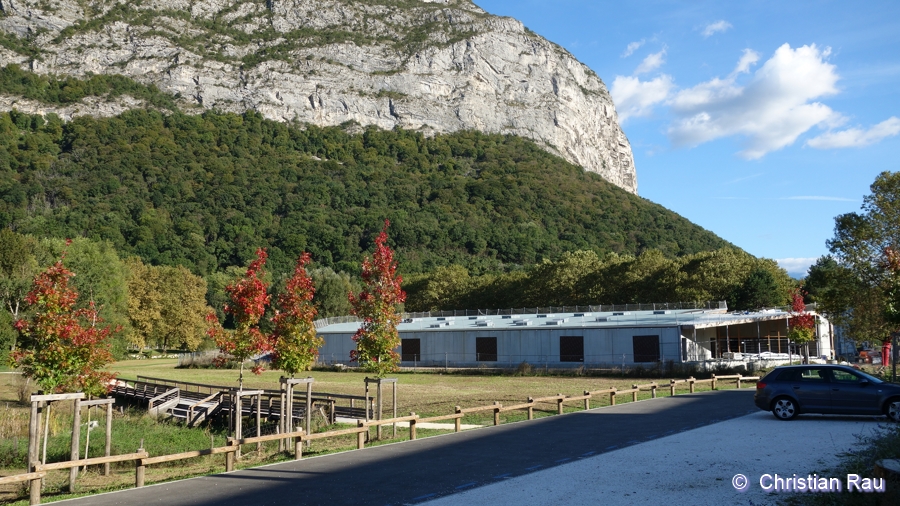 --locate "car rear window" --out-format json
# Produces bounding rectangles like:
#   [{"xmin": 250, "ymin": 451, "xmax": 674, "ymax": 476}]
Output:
[{"xmin": 774, "ymin": 368, "xmax": 828, "ymax": 382}]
